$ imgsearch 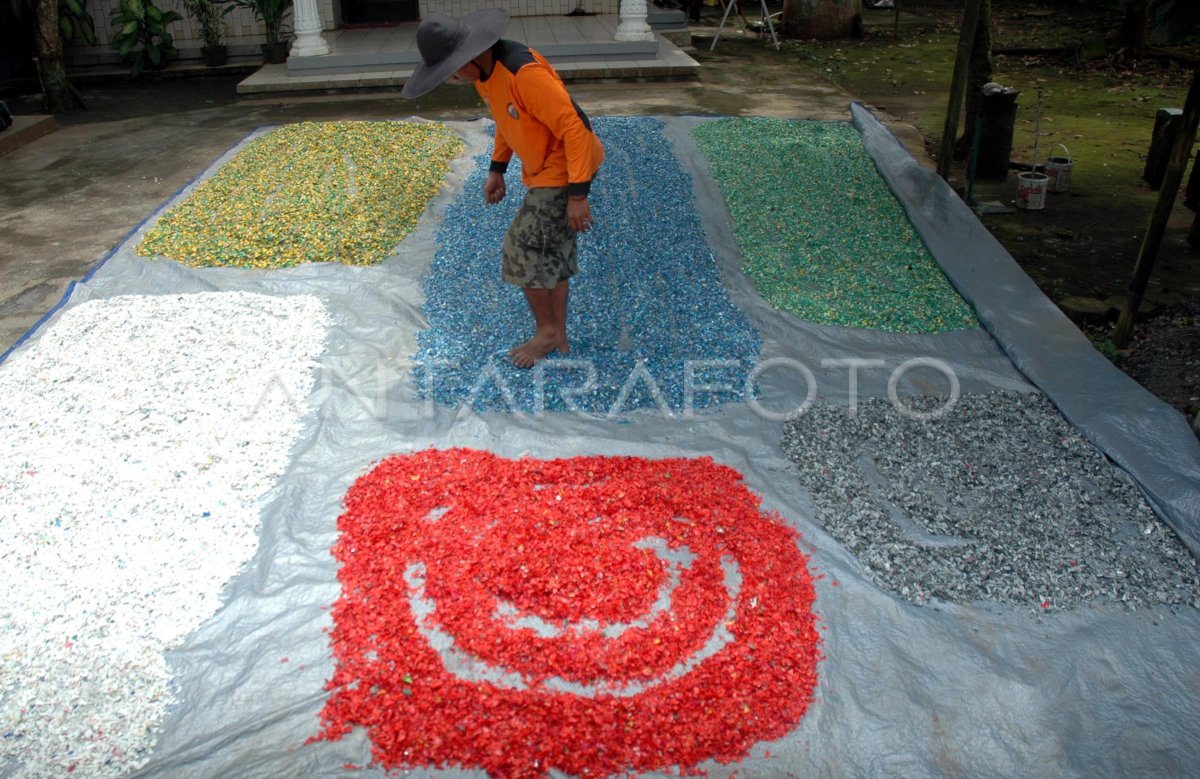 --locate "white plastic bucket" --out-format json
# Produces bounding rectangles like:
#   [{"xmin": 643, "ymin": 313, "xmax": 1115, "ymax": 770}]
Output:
[
  {"xmin": 1043, "ymin": 144, "xmax": 1073, "ymax": 193},
  {"xmin": 1017, "ymin": 171, "xmax": 1049, "ymax": 210}
]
